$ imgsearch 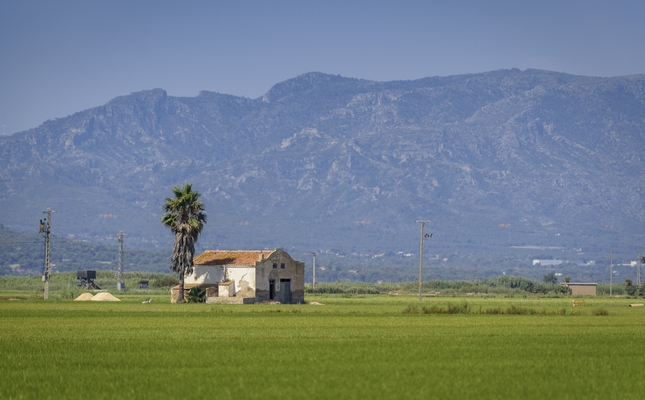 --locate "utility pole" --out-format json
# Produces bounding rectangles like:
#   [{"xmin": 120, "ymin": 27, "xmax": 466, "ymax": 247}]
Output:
[
  {"xmin": 416, "ymin": 220, "xmax": 431, "ymax": 302},
  {"xmin": 40, "ymin": 209, "xmax": 54, "ymax": 300},
  {"xmin": 117, "ymin": 231, "xmax": 125, "ymax": 291},
  {"xmin": 609, "ymin": 250, "xmax": 613, "ymax": 296},
  {"xmin": 311, "ymin": 252, "xmax": 316, "ymax": 289},
  {"xmin": 638, "ymin": 251, "xmax": 642, "ymax": 287}
]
